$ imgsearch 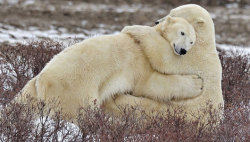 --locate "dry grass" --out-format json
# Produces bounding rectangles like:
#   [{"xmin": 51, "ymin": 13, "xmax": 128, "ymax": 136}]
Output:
[{"xmin": 0, "ymin": 41, "xmax": 249, "ymax": 141}]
